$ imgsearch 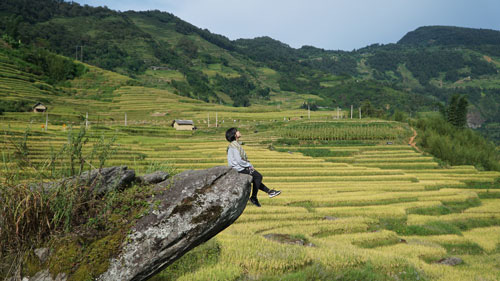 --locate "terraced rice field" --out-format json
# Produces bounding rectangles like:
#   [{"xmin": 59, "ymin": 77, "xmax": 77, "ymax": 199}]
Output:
[
  {"xmin": 2, "ymin": 123, "xmax": 500, "ymax": 280},
  {"xmin": 0, "ymin": 52, "xmax": 55, "ymax": 103}
]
